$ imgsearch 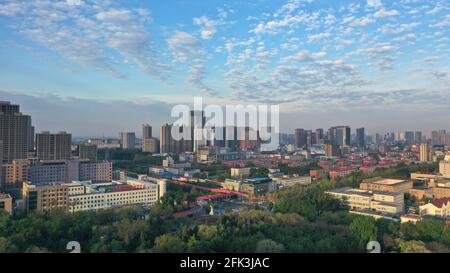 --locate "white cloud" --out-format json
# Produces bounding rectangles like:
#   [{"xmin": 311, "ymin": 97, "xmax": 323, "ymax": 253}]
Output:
[
  {"xmin": 193, "ymin": 16, "xmax": 224, "ymax": 40},
  {"xmin": 374, "ymin": 9, "xmax": 399, "ymax": 18}
]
